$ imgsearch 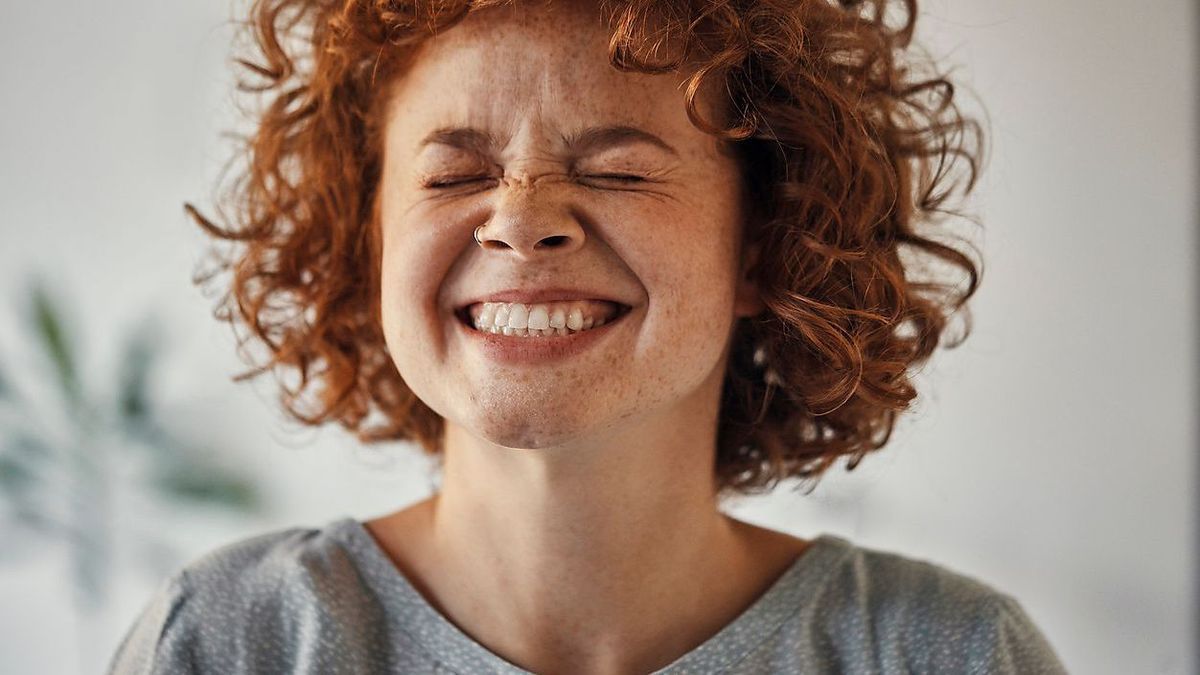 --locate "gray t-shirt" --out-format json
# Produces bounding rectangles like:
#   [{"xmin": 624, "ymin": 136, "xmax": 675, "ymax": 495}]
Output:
[{"xmin": 106, "ymin": 516, "xmax": 1067, "ymax": 674}]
